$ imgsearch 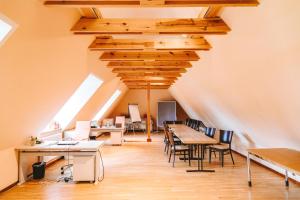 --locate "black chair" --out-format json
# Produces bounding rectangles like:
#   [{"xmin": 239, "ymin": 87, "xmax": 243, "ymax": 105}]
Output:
[
  {"xmin": 205, "ymin": 127, "xmax": 216, "ymax": 138},
  {"xmin": 166, "ymin": 129, "xmax": 190, "ymax": 167},
  {"xmin": 209, "ymin": 130, "xmax": 234, "ymax": 167},
  {"xmin": 174, "ymin": 121, "xmax": 183, "ymax": 124}
]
